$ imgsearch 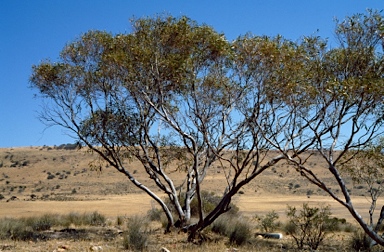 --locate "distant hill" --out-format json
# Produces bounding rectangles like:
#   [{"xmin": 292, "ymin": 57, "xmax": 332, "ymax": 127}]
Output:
[{"xmin": 0, "ymin": 146, "xmax": 359, "ymax": 202}]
